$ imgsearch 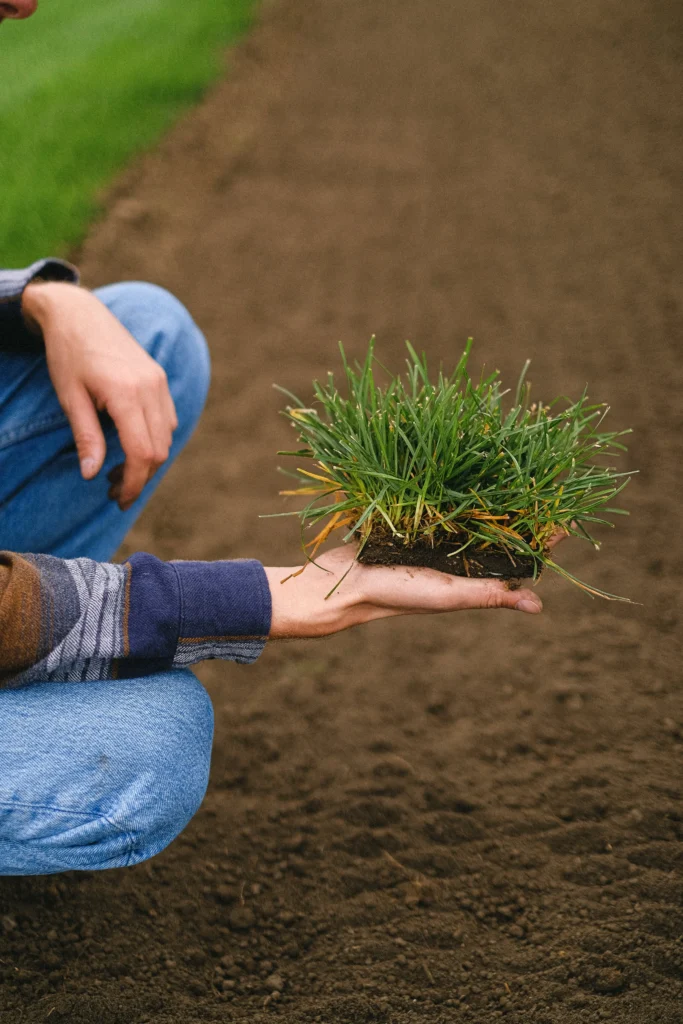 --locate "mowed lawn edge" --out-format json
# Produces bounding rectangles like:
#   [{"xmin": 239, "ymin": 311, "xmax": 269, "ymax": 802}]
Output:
[{"xmin": 1, "ymin": 0, "xmax": 256, "ymax": 266}]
